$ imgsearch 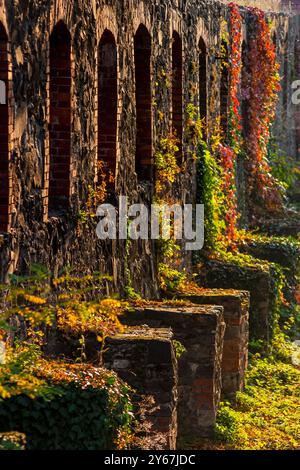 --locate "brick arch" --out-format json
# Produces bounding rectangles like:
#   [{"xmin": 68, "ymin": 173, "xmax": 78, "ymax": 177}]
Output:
[
  {"xmin": 196, "ymin": 18, "xmax": 209, "ymax": 50},
  {"xmin": 172, "ymin": 31, "xmax": 183, "ymax": 161},
  {"xmin": 50, "ymin": 0, "xmax": 74, "ymax": 33},
  {"xmin": 48, "ymin": 20, "xmax": 72, "ymax": 213},
  {"xmin": 98, "ymin": 29, "xmax": 118, "ymax": 186},
  {"xmin": 169, "ymin": 10, "xmax": 183, "ymax": 38},
  {"xmin": 220, "ymin": 40, "xmax": 229, "ymax": 141},
  {"xmin": 0, "ymin": 21, "xmax": 10, "ymax": 232},
  {"xmin": 97, "ymin": 6, "xmax": 118, "ymax": 42},
  {"xmin": 132, "ymin": 3, "xmax": 152, "ymax": 35},
  {"xmin": 199, "ymin": 36, "xmax": 207, "ymax": 140},
  {"xmin": 134, "ymin": 24, "xmax": 152, "ymax": 181}
]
